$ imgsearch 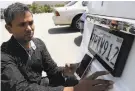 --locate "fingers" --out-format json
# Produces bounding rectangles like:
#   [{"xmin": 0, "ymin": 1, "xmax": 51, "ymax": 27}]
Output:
[
  {"xmin": 87, "ymin": 71, "xmax": 109, "ymax": 80},
  {"xmin": 65, "ymin": 63, "xmax": 70, "ymax": 68},
  {"xmin": 92, "ymin": 79, "xmax": 114, "ymax": 91},
  {"xmin": 65, "ymin": 63, "xmax": 72, "ymax": 72},
  {"xmin": 64, "ymin": 63, "xmax": 76, "ymax": 76},
  {"xmin": 77, "ymin": 79, "xmax": 114, "ymax": 91},
  {"xmin": 70, "ymin": 63, "xmax": 80, "ymax": 68},
  {"xmin": 93, "ymin": 84, "xmax": 113, "ymax": 91},
  {"xmin": 92, "ymin": 79, "xmax": 114, "ymax": 86},
  {"xmin": 65, "ymin": 63, "xmax": 78, "ymax": 72}
]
